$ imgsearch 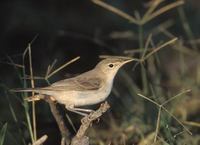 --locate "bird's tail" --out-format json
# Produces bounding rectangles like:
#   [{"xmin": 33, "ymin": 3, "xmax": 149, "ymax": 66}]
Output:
[
  {"xmin": 10, "ymin": 88, "xmax": 44, "ymax": 101},
  {"xmin": 10, "ymin": 88, "xmax": 41, "ymax": 93},
  {"xmin": 10, "ymin": 88, "xmax": 56, "ymax": 102}
]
